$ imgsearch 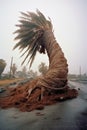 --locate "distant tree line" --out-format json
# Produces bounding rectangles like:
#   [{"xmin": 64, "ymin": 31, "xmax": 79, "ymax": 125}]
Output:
[{"xmin": 0, "ymin": 58, "xmax": 48, "ymax": 79}]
